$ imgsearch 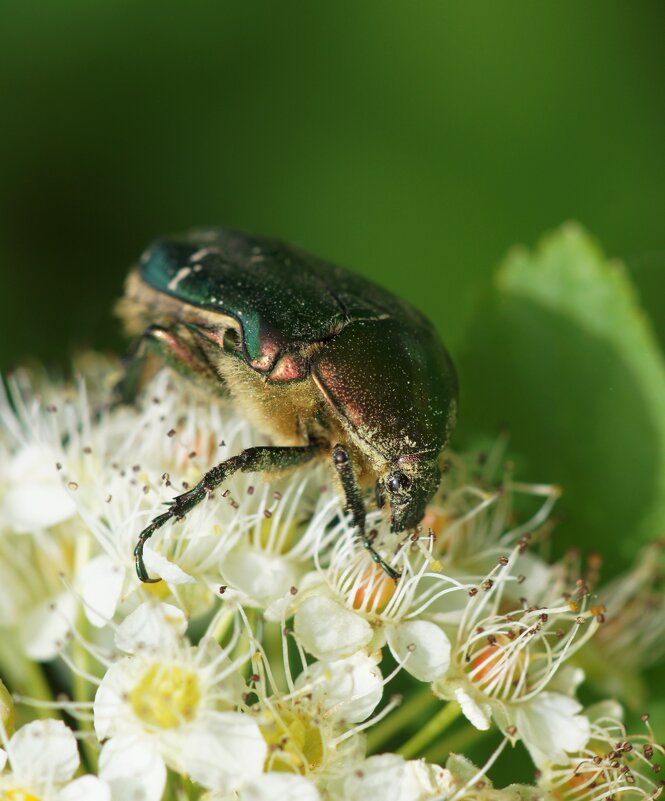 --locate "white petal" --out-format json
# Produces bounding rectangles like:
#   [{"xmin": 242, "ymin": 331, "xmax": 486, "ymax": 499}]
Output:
[
  {"xmin": 300, "ymin": 652, "xmax": 383, "ymax": 723},
  {"xmin": 585, "ymin": 699, "xmax": 623, "ymax": 724},
  {"xmin": 386, "ymin": 620, "xmax": 451, "ymax": 682},
  {"xmin": 4, "ymin": 445, "xmax": 76, "ymax": 533},
  {"xmin": 241, "ymin": 773, "xmax": 321, "ymax": 801},
  {"xmin": 94, "ymin": 661, "xmax": 130, "ymax": 741},
  {"xmin": 547, "ymin": 665, "xmax": 586, "ymax": 696},
  {"xmin": 4, "ymin": 482, "xmax": 77, "ymax": 532},
  {"xmin": 294, "ymin": 595, "xmax": 372, "ymax": 661},
  {"xmin": 115, "ymin": 601, "xmax": 187, "ymax": 653},
  {"xmin": 513, "ymin": 692, "xmax": 590, "ymax": 765},
  {"xmin": 196, "ymin": 637, "xmax": 246, "ymax": 707},
  {"xmin": 343, "ymin": 753, "xmax": 452, "ymax": 801},
  {"xmin": 223, "ymin": 547, "xmax": 297, "ymax": 605},
  {"xmin": 455, "ymin": 687, "xmax": 491, "ymax": 731},
  {"xmin": 80, "ymin": 555, "xmax": 125, "ymax": 627},
  {"xmin": 99, "ymin": 735, "xmax": 166, "ymax": 801},
  {"xmin": 9, "ymin": 719, "xmax": 79, "ymax": 784},
  {"xmin": 182, "ymin": 712, "xmax": 267, "ymax": 791},
  {"xmin": 58, "ymin": 775, "xmax": 112, "ymax": 801},
  {"xmin": 143, "ymin": 544, "xmax": 196, "ymax": 585},
  {"xmin": 21, "ymin": 592, "xmax": 77, "ymax": 661},
  {"xmin": 0, "ymin": 748, "xmax": 7, "ymax": 772}
]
